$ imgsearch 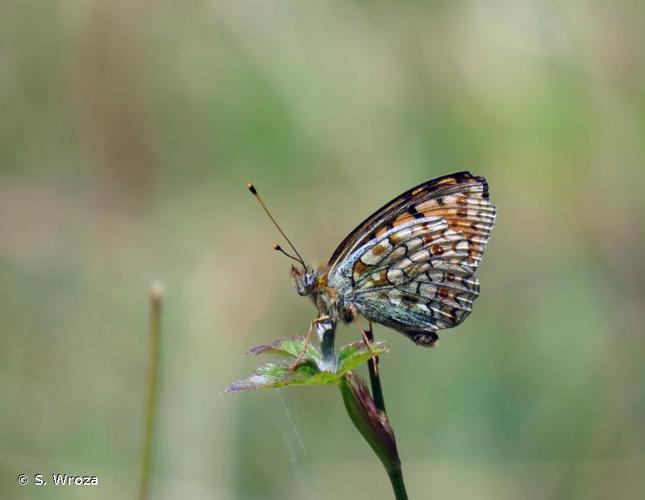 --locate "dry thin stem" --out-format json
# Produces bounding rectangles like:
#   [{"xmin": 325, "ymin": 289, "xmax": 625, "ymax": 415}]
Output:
[{"xmin": 138, "ymin": 281, "xmax": 163, "ymax": 500}]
